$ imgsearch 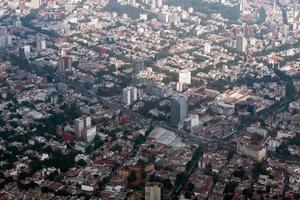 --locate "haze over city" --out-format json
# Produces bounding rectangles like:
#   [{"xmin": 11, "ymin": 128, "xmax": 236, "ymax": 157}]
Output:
[{"xmin": 0, "ymin": 0, "xmax": 300, "ymax": 199}]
